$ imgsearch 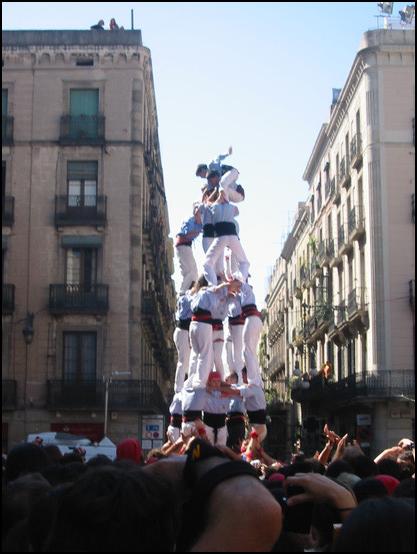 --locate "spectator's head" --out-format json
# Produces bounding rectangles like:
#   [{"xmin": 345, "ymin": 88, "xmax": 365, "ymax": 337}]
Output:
[
  {"xmin": 347, "ymin": 454, "xmax": 378, "ymax": 479},
  {"xmin": 310, "ymin": 502, "xmax": 341, "ymax": 551},
  {"xmin": 377, "ymin": 457, "xmax": 402, "ymax": 480},
  {"xmin": 42, "ymin": 444, "xmax": 63, "ymax": 464},
  {"xmin": 116, "ymin": 438, "xmax": 143, "ymax": 465},
  {"xmin": 353, "ymin": 476, "xmax": 388, "ymax": 503},
  {"xmin": 85, "ymin": 454, "xmax": 113, "ymax": 470},
  {"xmin": 335, "ymin": 471, "xmax": 361, "ymax": 490},
  {"xmin": 375, "ymin": 474, "xmax": 400, "ymax": 495},
  {"xmin": 397, "ymin": 450, "xmax": 415, "ymax": 479},
  {"xmin": 5, "ymin": 444, "xmax": 50, "ymax": 483},
  {"xmin": 392, "ymin": 477, "xmax": 415, "ymax": 499},
  {"xmin": 44, "ymin": 466, "xmax": 177, "ymax": 552},
  {"xmin": 3, "ymin": 473, "xmax": 52, "ymax": 538},
  {"xmin": 325, "ymin": 459, "xmax": 354, "ymax": 478},
  {"xmin": 333, "ymin": 497, "xmax": 415, "ymax": 552}
]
